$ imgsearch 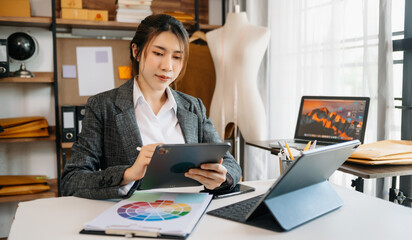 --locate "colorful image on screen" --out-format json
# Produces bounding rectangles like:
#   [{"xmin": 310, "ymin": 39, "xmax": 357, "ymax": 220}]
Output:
[{"xmin": 296, "ymin": 99, "xmax": 367, "ymax": 141}]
